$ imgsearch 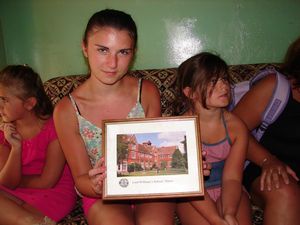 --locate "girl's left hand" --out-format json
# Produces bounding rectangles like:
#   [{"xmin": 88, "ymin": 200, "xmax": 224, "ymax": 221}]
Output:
[
  {"xmin": 260, "ymin": 157, "xmax": 299, "ymax": 191},
  {"xmin": 202, "ymin": 150, "xmax": 211, "ymax": 176},
  {"xmin": 88, "ymin": 157, "xmax": 106, "ymax": 195}
]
